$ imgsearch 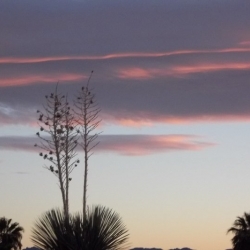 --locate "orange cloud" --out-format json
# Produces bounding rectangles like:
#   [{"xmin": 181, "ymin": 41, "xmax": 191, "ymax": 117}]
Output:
[{"xmin": 0, "ymin": 73, "xmax": 86, "ymax": 87}]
